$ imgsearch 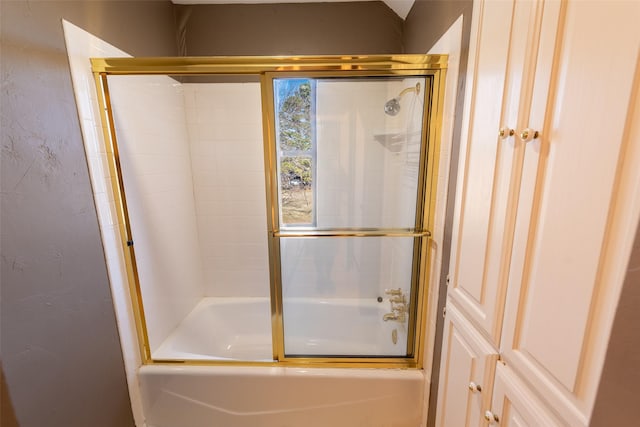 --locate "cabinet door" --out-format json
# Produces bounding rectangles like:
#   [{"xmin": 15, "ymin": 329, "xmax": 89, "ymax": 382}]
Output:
[
  {"xmin": 448, "ymin": 0, "xmax": 542, "ymax": 346},
  {"xmin": 488, "ymin": 363, "xmax": 564, "ymax": 426},
  {"xmin": 435, "ymin": 302, "xmax": 499, "ymax": 427},
  {"xmin": 501, "ymin": 1, "xmax": 640, "ymax": 425}
]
